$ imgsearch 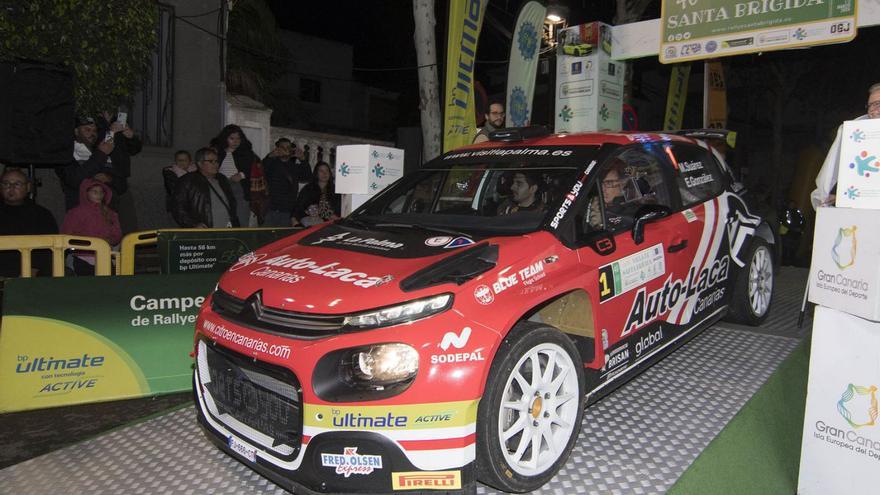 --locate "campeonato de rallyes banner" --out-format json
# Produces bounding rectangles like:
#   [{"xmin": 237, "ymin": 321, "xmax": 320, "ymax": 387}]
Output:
[
  {"xmin": 0, "ymin": 274, "xmax": 218, "ymax": 412},
  {"xmin": 660, "ymin": 0, "xmax": 857, "ymax": 64},
  {"xmin": 443, "ymin": 0, "xmax": 488, "ymax": 152},
  {"xmin": 505, "ymin": 0, "xmax": 547, "ymax": 128}
]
